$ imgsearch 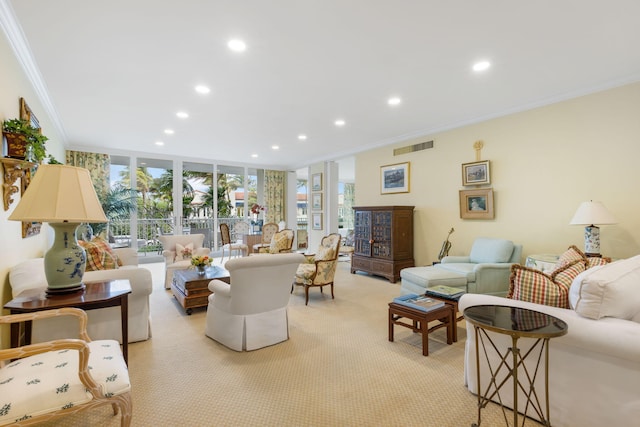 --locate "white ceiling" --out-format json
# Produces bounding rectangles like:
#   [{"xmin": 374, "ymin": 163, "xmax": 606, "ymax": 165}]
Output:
[{"xmin": 4, "ymin": 1, "xmax": 640, "ymax": 173}]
